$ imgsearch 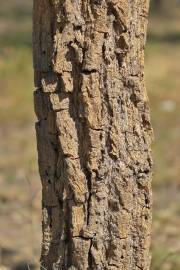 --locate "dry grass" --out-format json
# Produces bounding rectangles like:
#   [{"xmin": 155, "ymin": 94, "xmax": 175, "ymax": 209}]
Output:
[{"xmin": 146, "ymin": 41, "xmax": 180, "ymax": 188}]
